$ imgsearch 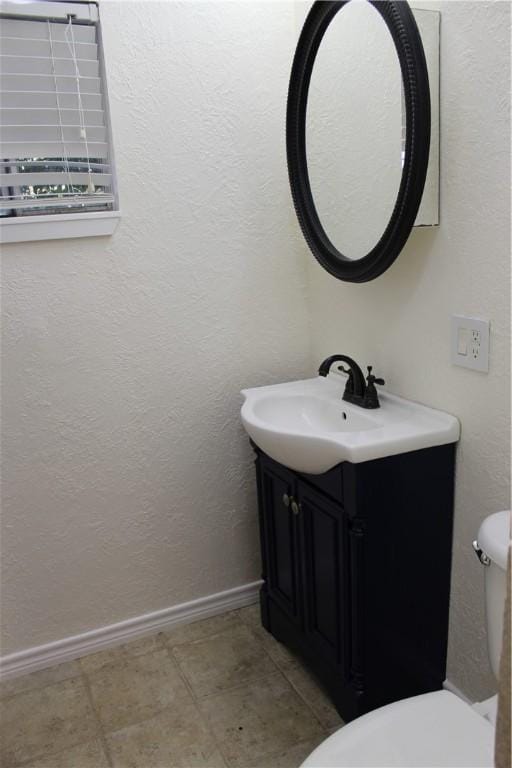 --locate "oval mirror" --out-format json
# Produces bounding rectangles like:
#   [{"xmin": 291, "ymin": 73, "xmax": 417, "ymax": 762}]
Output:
[{"xmin": 287, "ymin": 0, "xmax": 431, "ymax": 282}]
